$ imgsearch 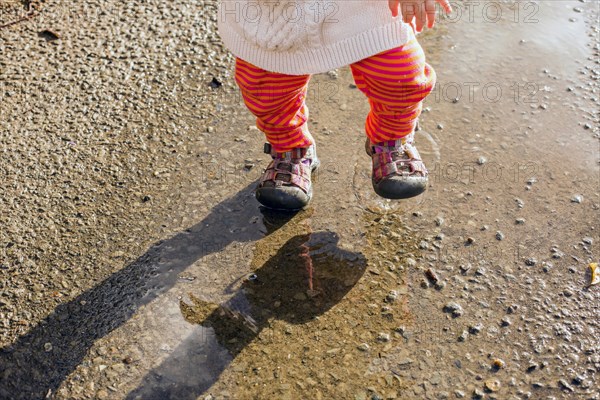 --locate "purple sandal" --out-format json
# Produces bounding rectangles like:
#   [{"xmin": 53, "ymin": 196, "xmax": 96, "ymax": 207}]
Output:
[
  {"xmin": 256, "ymin": 142, "xmax": 320, "ymax": 210},
  {"xmin": 366, "ymin": 132, "xmax": 428, "ymax": 199}
]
